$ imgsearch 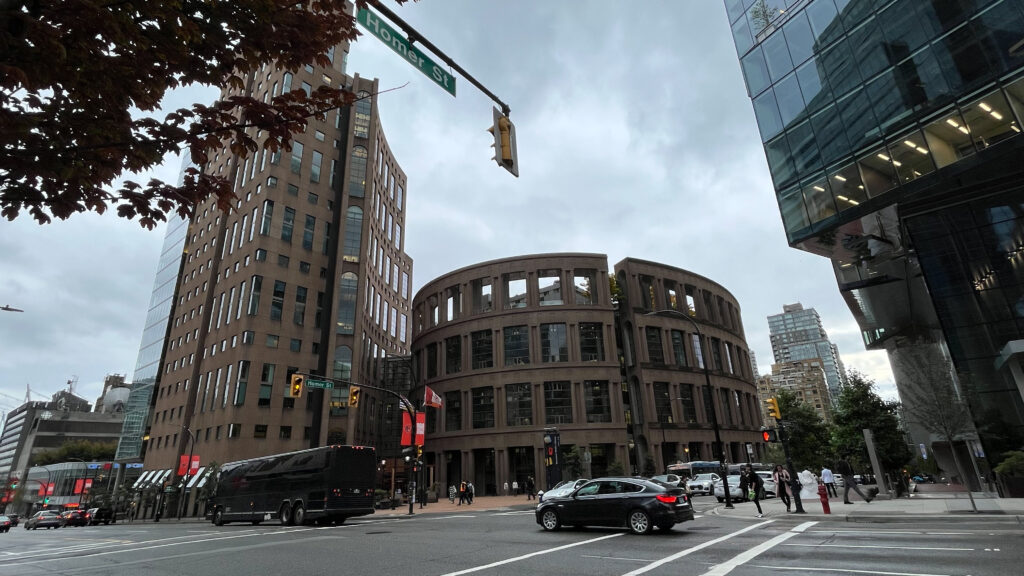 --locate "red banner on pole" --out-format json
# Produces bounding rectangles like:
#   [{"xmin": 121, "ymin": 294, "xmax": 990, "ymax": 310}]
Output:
[
  {"xmin": 74, "ymin": 479, "xmax": 84, "ymax": 495},
  {"xmin": 177, "ymin": 455, "xmax": 188, "ymax": 476},
  {"xmin": 401, "ymin": 411, "xmax": 413, "ymax": 446},
  {"xmin": 190, "ymin": 455, "xmax": 200, "ymax": 474},
  {"xmin": 46, "ymin": 482, "xmax": 54, "ymax": 495},
  {"xmin": 415, "ymin": 412, "xmax": 426, "ymax": 446}
]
